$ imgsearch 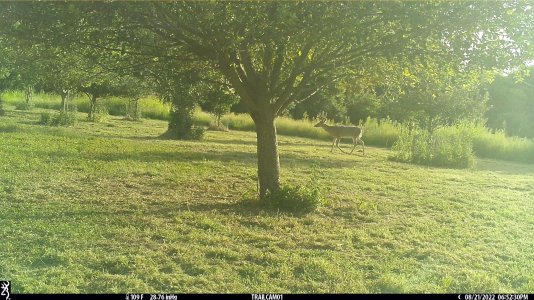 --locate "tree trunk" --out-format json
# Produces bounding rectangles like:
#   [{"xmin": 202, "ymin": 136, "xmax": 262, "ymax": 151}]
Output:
[
  {"xmin": 133, "ymin": 98, "xmax": 140, "ymax": 120},
  {"xmin": 24, "ymin": 86, "xmax": 33, "ymax": 109},
  {"xmin": 252, "ymin": 111, "xmax": 281, "ymax": 201},
  {"xmin": 60, "ymin": 90, "xmax": 70, "ymax": 112},
  {"xmin": 88, "ymin": 94, "xmax": 97, "ymax": 121}
]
